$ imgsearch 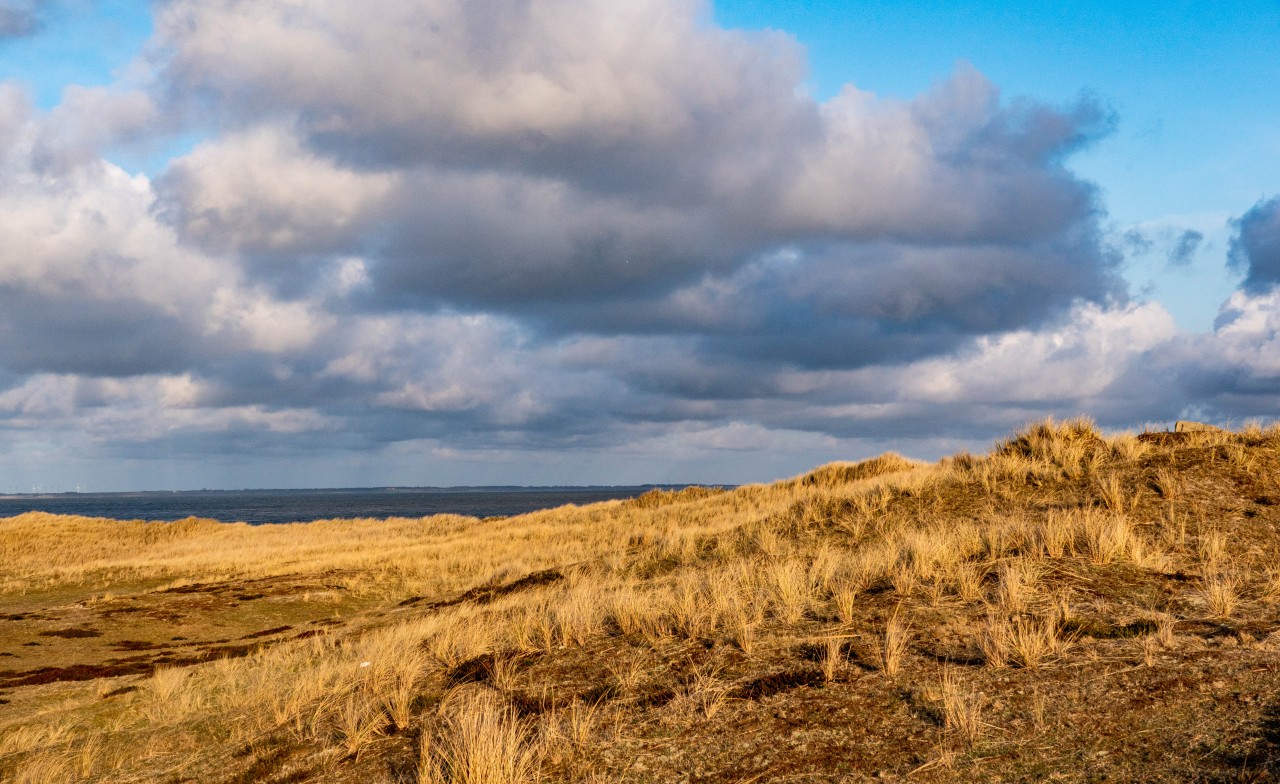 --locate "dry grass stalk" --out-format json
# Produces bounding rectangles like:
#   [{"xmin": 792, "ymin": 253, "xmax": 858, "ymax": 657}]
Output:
[
  {"xmin": 488, "ymin": 654, "xmax": 523, "ymax": 693},
  {"xmin": 808, "ymin": 544, "xmax": 842, "ymax": 592},
  {"xmin": 1007, "ymin": 614, "xmax": 1064, "ymax": 669},
  {"xmin": 427, "ymin": 613, "xmax": 496, "ymax": 666},
  {"xmin": 334, "ymin": 688, "xmax": 387, "ymax": 758},
  {"xmin": 831, "ymin": 578, "xmax": 860, "ymax": 623},
  {"xmin": 10, "ymin": 752, "xmax": 77, "ymax": 784},
  {"xmin": 951, "ymin": 562, "xmax": 986, "ymax": 603},
  {"xmin": 1031, "ymin": 689, "xmax": 1048, "ymax": 730},
  {"xmin": 1151, "ymin": 468, "xmax": 1181, "ymax": 499},
  {"xmin": 996, "ymin": 559, "xmax": 1038, "ymax": 613},
  {"xmin": 607, "ymin": 587, "xmax": 649, "ymax": 636},
  {"xmin": 728, "ymin": 597, "xmax": 761, "ymax": 654},
  {"xmin": 419, "ymin": 690, "xmax": 537, "ymax": 784},
  {"xmin": 604, "ymin": 653, "xmax": 647, "ymax": 696},
  {"xmin": 978, "ymin": 612, "xmax": 1010, "ymax": 669},
  {"xmin": 669, "ymin": 573, "xmax": 710, "ymax": 639},
  {"xmin": 981, "ymin": 611, "xmax": 1065, "ymax": 670},
  {"xmin": 1197, "ymin": 528, "xmax": 1228, "ymax": 570},
  {"xmin": 1140, "ymin": 635, "xmax": 1160, "ymax": 667},
  {"xmin": 940, "ymin": 668, "xmax": 983, "ymax": 746},
  {"xmin": 1262, "ymin": 569, "xmax": 1280, "ymax": 602},
  {"xmin": 821, "ymin": 635, "xmax": 846, "ymax": 683},
  {"xmin": 1079, "ymin": 510, "xmax": 1136, "ymax": 565},
  {"xmin": 767, "ymin": 558, "xmax": 812, "ymax": 623},
  {"xmin": 0, "ymin": 723, "xmax": 75, "ymax": 758},
  {"xmin": 878, "ymin": 607, "xmax": 911, "ymax": 677},
  {"xmin": 1224, "ymin": 444, "xmax": 1257, "ymax": 471},
  {"xmin": 137, "ymin": 665, "xmax": 201, "ymax": 724},
  {"xmin": 679, "ymin": 663, "xmax": 730, "ymax": 720},
  {"xmin": 1108, "ymin": 433, "xmax": 1149, "ymax": 462},
  {"xmin": 1160, "ymin": 504, "xmax": 1187, "ymax": 548},
  {"xmin": 544, "ymin": 699, "xmax": 600, "ymax": 751},
  {"xmin": 380, "ymin": 669, "xmax": 421, "ymax": 732},
  {"xmin": 553, "ymin": 585, "xmax": 604, "ymax": 647},
  {"xmin": 1200, "ymin": 572, "xmax": 1240, "ymax": 619},
  {"xmin": 891, "ymin": 562, "xmax": 919, "ymax": 597},
  {"xmin": 1095, "ymin": 474, "xmax": 1136, "ymax": 514},
  {"xmin": 371, "ymin": 647, "xmax": 428, "ymax": 731},
  {"xmin": 1038, "ymin": 511, "xmax": 1073, "ymax": 558}
]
